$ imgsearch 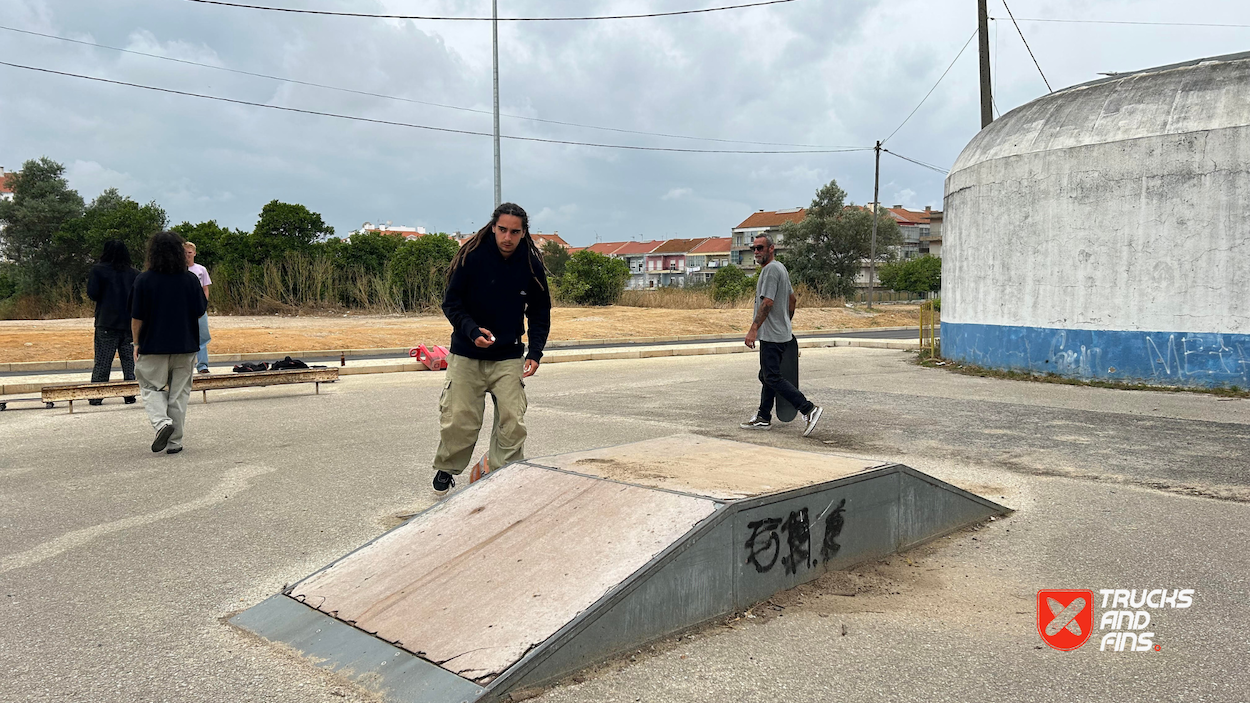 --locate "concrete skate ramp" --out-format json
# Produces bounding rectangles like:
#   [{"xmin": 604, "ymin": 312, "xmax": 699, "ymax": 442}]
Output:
[
  {"xmin": 290, "ymin": 462, "xmax": 718, "ymax": 681},
  {"xmin": 232, "ymin": 434, "xmax": 1008, "ymax": 703}
]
